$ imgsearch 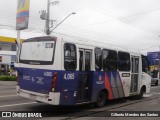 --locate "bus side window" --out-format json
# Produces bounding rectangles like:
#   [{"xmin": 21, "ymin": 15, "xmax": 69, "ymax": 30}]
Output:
[
  {"xmin": 118, "ymin": 51, "xmax": 130, "ymax": 71},
  {"xmin": 64, "ymin": 43, "xmax": 77, "ymax": 70},
  {"xmin": 95, "ymin": 47, "xmax": 102, "ymax": 71},
  {"xmin": 102, "ymin": 49, "xmax": 117, "ymax": 71}
]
